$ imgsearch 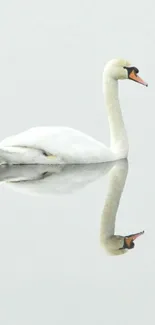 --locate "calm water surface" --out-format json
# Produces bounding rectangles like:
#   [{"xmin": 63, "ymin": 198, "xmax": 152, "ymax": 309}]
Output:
[{"xmin": 0, "ymin": 156, "xmax": 154, "ymax": 324}]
